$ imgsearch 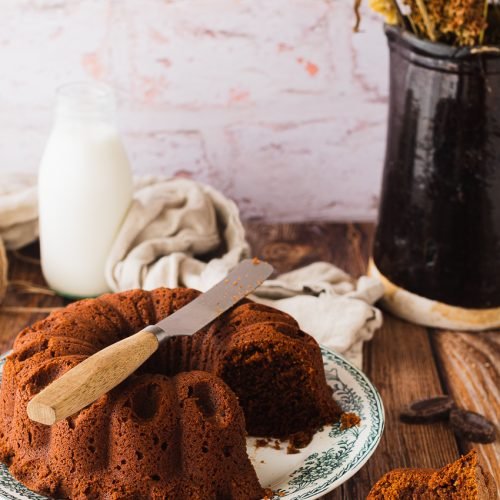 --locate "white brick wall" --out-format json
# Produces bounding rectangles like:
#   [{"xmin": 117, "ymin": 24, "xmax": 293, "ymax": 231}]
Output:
[{"xmin": 0, "ymin": 0, "xmax": 388, "ymax": 222}]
